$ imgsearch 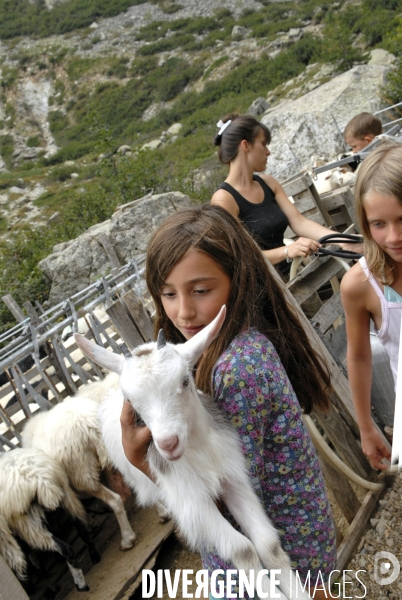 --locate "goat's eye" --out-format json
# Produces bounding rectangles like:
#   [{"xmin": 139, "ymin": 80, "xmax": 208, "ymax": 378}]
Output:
[{"xmin": 183, "ymin": 376, "xmax": 189, "ymax": 388}]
